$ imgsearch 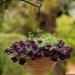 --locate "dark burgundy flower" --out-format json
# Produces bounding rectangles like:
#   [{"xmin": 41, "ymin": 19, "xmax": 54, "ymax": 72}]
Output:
[
  {"xmin": 49, "ymin": 49, "xmax": 58, "ymax": 57},
  {"xmin": 29, "ymin": 40, "xmax": 35, "ymax": 44},
  {"xmin": 34, "ymin": 53, "xmax": 38, "ymax": 58},
  {"xmin": 11, "ymin": 56, "xmax": 18, "ymax": 62},
  {"xmin": 58, "ymin": 47, "xmax": 66, "ymax": 54},
  {"xmin": 19, "ymin": 49, "xmax": 27, "ymax": 54},
  {"xmin": 59, "ymin": 40, "xmax": 65, "ymax": 45},
  {"xmin": 5, "ymin": 48, "xmax": 14, "ymax": 55},
  {"xmin": 49, "ymin": 49, "xmax": 59, "ymax": 61},
  {"xmin": 5, "ymin": 49, "xmax": 9, "ymax": 53},
  {"xmin": 65, "ymin": 52, "xmax": 71, "ymax": 59},
  {"xmin": 57, "ymin": 40, "xmax": 65, "ymax": 48},
  {"xmin": 18, "ymin": 40, "xmax": 26, "ymax": 48},
  {"xmin": 65, "ymin": 46, "xmax": 73, "ymax": 53},
  {"xmin": 42, "ymin": 49, "xmax": 50, "ymax": 57},
  {"xmin": 10, "ymin": 41, "xmax": 26, "ymax": 54},
  {"xmin": 27, "ymin": 51, "xmax": 34, "ymax": 57},
  {"xmin": 31, "ymin": 44, "xmax": 38, "ymax": 50},
  {"xmin": 39, "ymin": 47, "xmax": 45, "ymax": 56},
  {"xmin": 34, "ymin": 52, "xmax": 42, "ymax": 58},
  {"xmin": 19, "ymin": 58, "xmax": 26, "ymax": 65},
  {"xmin": 58, "ymin": 52, "xmax": 66, "ymax": 60},
  {"xmin": 27, "ymin": 40, "xmax": 38, "ymax": 50},
  {"xmin": 45, "ymin": 44, "xmax": 52, "ymax": 49},
  {"xmin": 10, "ymin": 43, "xmax": 19, "ymax": 51}
]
